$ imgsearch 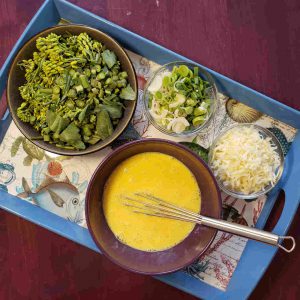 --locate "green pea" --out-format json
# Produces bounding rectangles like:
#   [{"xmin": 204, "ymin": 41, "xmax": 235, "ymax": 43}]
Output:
[
  {"xmin": 109, "ymin": 82, "xmax": 117, "ymax": 89},
  {"xmin": 56, "ymin": 76, "xmax": 65, "ymax": 87},
  {"xmin": 117, "ymin": 79, "xmax": 127, "ymax": 88},
  {"xmin": 112, "ymin": 68, "xmax": 119, "ymax": 76},
  {"xmin": 84, "ymin": 68, "xmax": 91, "ymax": 77},
  {"xmin": 76, "ymin": 100, "xmax": 85, "ymax": 108},
  {"xmin": 105, "ymin": 78, "xmax": 112, "ymax": 85},
  {"xmin": 95, "ymin": 65, "xmax": 101, "ymax": 72},
  {"xmin": 119, "ymin": 71, "xmax": 128, "ymax": 79},
  {"xmin": 66, "ymin": 100, "xmax": 75, "ymax": 109},
  {"xmin": 92, "ymin": 88, "xmax": 99, "ymax": 94},
  {"xmin": 91, "ymin": 67, "xmax": 97, "ymax": 75},
  {"xmin": 97, "ymin": 72, "xmax": 106, "ymax": 80},
  {"xmin": 67, "ymin": 89, "xmax": 76, "ymax": 98},
  {"xmin": 98, "ymin": 89, "xmax": 104, "ymax": 98},
  {"xmin": 88, "ymin": 92, "xmax": 94, "ymax": 98},
  {"xmin": 53, "ymin": 86, "xmax": 60, "ymax": 94},
  {"xmin": 97, "ymin": 82, "xmax": 102, "ymax": 89}
]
